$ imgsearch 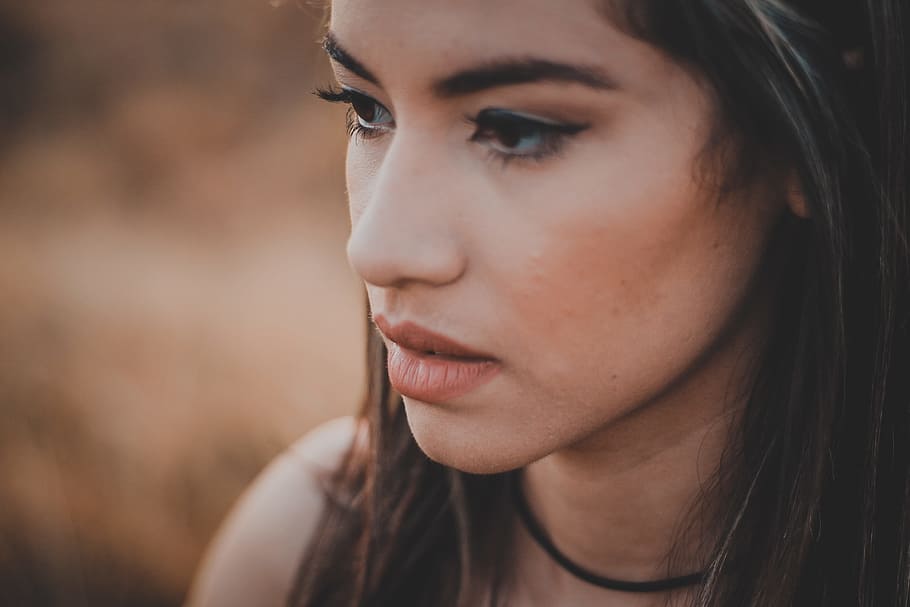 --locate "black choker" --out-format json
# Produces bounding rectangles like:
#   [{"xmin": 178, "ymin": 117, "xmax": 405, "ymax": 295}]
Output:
[{"xmin": 510, "ymin": 472, "xmax": 705, "ymax": 594}]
